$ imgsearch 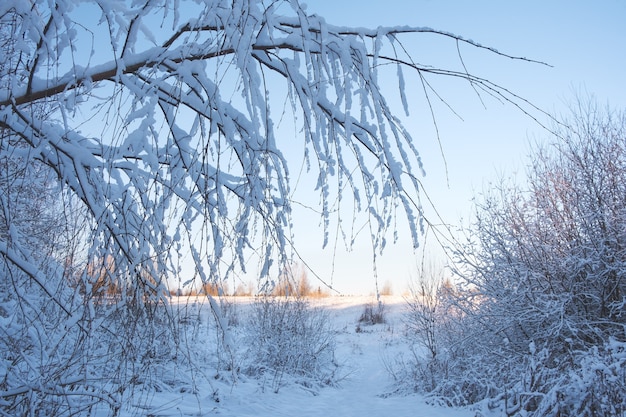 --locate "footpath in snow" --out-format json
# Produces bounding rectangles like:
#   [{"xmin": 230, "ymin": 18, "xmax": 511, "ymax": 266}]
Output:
[{"xmin": 141, "ymin": 296, "xmax": 474, "ymax": 417}]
